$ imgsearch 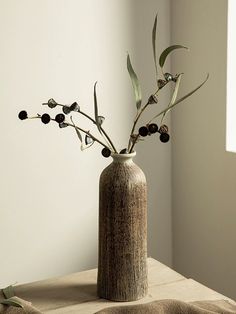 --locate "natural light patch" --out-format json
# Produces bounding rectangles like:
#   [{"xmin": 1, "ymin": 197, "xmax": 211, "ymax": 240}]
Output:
[{"xmin": 226, "ymin": 0, "xmax": 236, "ymax": 153}]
